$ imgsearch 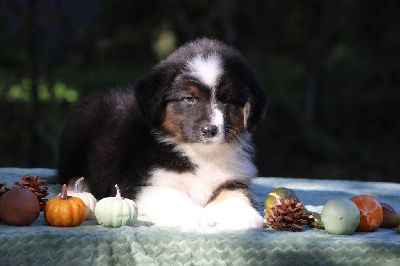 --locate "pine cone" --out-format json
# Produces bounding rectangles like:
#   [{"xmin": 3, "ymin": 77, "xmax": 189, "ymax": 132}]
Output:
[
  {"xmin": 13, "ymin": 174, "xmax": 49, "ymax": 211},
  {"xmin": 264, "ymin": 198, "xmax": 308, "ymax": 232}
]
